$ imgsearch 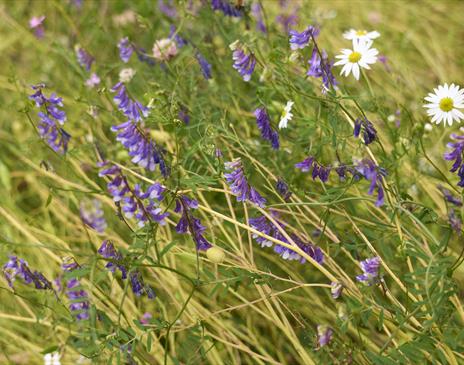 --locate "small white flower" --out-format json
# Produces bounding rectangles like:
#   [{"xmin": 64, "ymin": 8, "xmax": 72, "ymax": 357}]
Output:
[
  {"xmin": 343, "ymin": 29, "xmax": 380, "ymax": 42},
  {"xmin": 119, "ymin": 68, "xmax": 136, "ymax": 83},
  {"xmin": 44, "ymin": 352, "xmax": 61, "ymax": 365},
  {"xmin": 334, "ymin": 39, "xmax": 378, "ymax": 80},
  {"xmin": 424, "ymin": 123, "xmax": 433, "ymax": 132},
  {"xmin": 423, "ymin": 83, "xmax": 464, "ymax": 126},
  {"xmin": 279, "ymin": 101, "xmax": 294, "ymax": 129}
]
